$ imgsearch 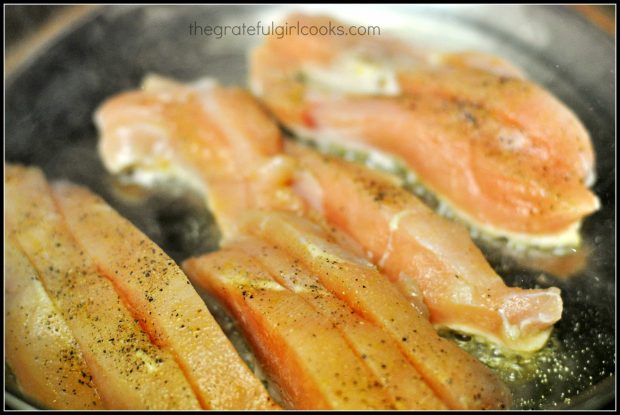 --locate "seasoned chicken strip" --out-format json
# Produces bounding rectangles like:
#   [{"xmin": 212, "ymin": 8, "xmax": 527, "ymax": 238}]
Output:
[
  {"xmin": 249, "ymin": 13, "xmax": 599, "ymax": 250},
  {"xmin": 288, "ymin": 143, "xmax": 563, "ymax": 351},
  {"xmin": 6, "ymin": 237, "xmax": 104, "ymax": 409},
  {"xmin": 5, "ymin": 165, "xmax": 200, "ymax": 409},
  {"xmin": 184, "ymin": 249, "xmax": 397, "ymax": 410},
  {"xmin": 229, "ymin": 236, "xmax": 448, "ymax": 409},
  {"xmin": 51, "ymin": 181, "xmax": 277, "ymax": 410},
  {"xmin": 236, "ymin": 210, "xmax": 512, "ymax": 410}
]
